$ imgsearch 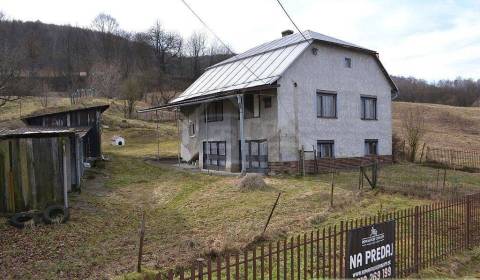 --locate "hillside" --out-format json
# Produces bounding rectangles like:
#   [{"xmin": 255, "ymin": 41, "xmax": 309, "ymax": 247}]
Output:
[{"xmin": 393, "ymin": 102, "xmax": 480, "ymax": 151}]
